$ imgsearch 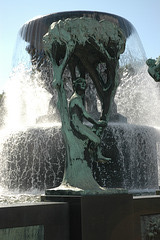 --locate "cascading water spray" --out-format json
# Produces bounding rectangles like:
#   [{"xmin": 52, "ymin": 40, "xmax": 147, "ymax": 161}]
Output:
[
  {"xmin": 0, "ymin": 11, "xmax": 159, "ymax": 197},
  {"xmin": 116, "ymin": 64, "xmax": 160, "ymax": 127}
]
